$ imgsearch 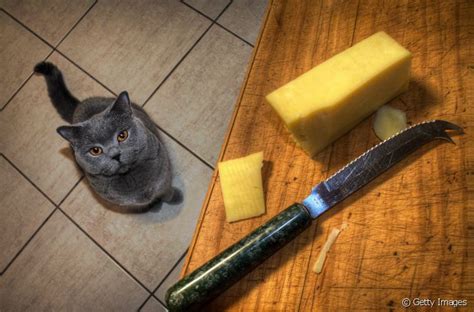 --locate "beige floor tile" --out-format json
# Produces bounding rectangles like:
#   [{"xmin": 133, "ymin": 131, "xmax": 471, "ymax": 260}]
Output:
[
  {"xmin": 140, "ymin": 297, "xmax": 167, "ymax": 312},
  {"xmin": 61, "ymin": 134, "xmax": 212, "ymax": 289},
  {"xmin": 145, "ymin": 25, "xmax": 252, "ymax": 165},
  {"xmin": 155, "ymin": 256, "xmax": 185, "ymax": 302},
  {"xmin": 217, "ymin": 0, "xmax": 269, "ymax": 44},
  {"xmin": 0, "ymin": 156, "xmax": 55, "ymax": 272},
  {"xmin": 184, "ymin": 0, "xmax": 230, "ymax": 19},
  {"xmin": 0, "ymin": 210, "xmax": 148, "ymax": 311},
  {"xmin": 0, "ymin": 52, "xmax": 112, "ymax": 204},
  {"xmin": 1, "ymin": 0, "xmax": 95, "ymax": 45},
  {"xmin": 0, "ymin": 11, "xmax": 51, "ymax": 109},
  {"xmin": 59, "ymin": 0, "xmax": 211, "ymax": 104}
]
